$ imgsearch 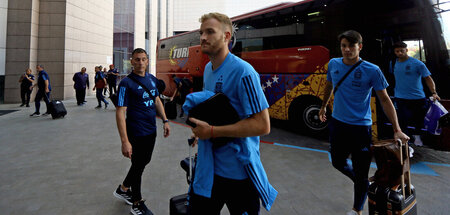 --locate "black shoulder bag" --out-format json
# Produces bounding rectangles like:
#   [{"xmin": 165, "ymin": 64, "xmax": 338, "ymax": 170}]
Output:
[
  {"xmin": 333, "ymin": 60, "xmax": 363, "ymax": 94},
  {"xmin": 110, "ymin": 74, "xmax": 152, "ymax": 107},
  {"xmin": 127, "ymin": 73, "xmax": 153, "ymax": 96}
]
